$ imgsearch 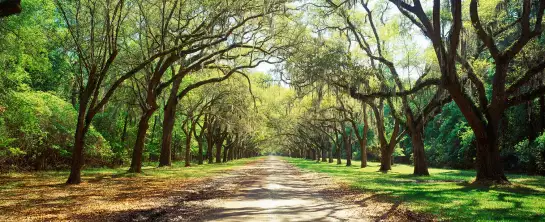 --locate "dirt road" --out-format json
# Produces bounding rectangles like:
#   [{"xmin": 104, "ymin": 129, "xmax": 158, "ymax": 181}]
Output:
[
  {"xmin": 202, "ymin": 156, "xmax": 367, "ymax": 221},
  {"xmin": 105, "ymin": 156, "xmax": 418, "ymax": 222}
]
